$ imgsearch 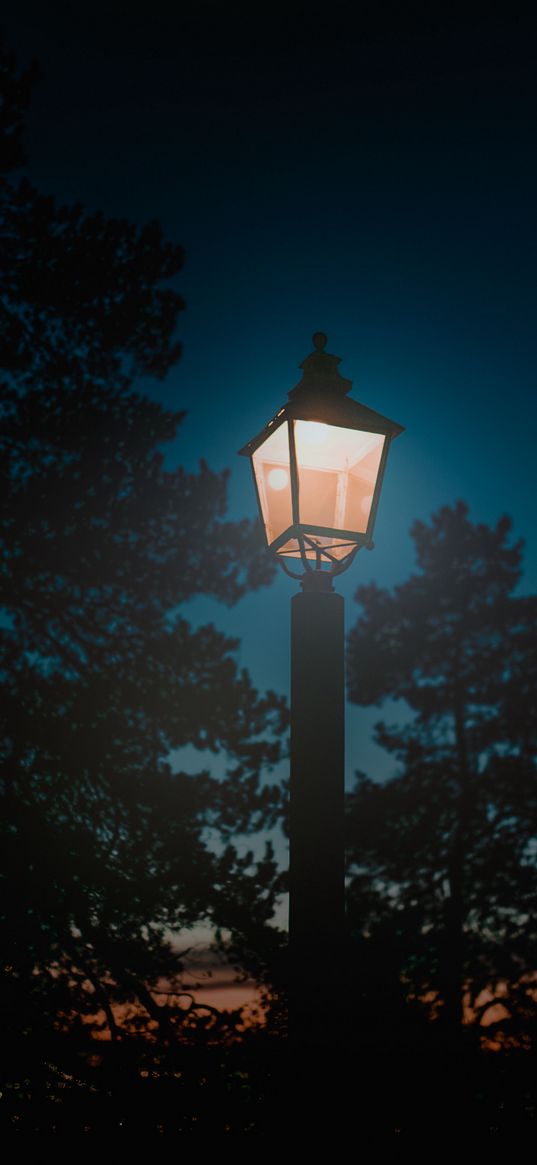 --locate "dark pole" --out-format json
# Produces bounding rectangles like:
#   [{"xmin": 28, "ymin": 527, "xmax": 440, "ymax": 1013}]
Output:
[
  {"xmin": 289, "ymin": 570, "xmax": 345, "ymax": 1056},
  {"xmin": 238, "ymin": 332, "xmax": 403, "ymax": 1122}
]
